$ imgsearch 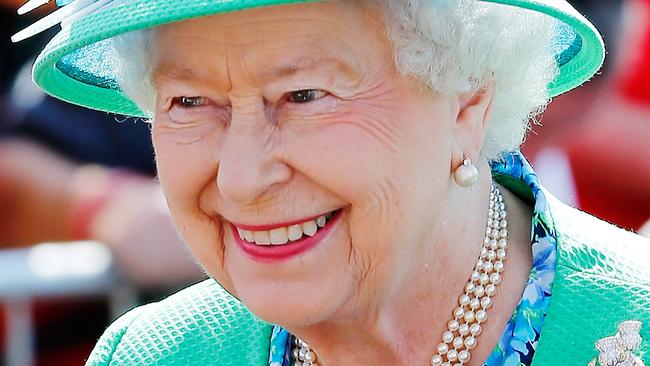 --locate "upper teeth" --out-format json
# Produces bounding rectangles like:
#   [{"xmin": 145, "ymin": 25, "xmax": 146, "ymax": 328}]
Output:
[{"xmin": 237, "ymin": 212, "xmax": 334, "ymax": 246}]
